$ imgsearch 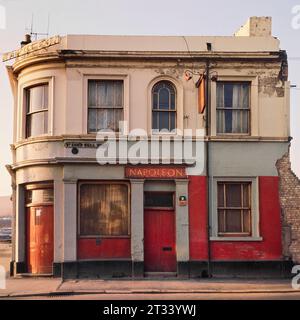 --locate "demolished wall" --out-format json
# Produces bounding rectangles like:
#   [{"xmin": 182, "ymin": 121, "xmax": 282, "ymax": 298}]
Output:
[{"xmin": 276, "ymin": 148, "xmax": 300, "ymax": 263}]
